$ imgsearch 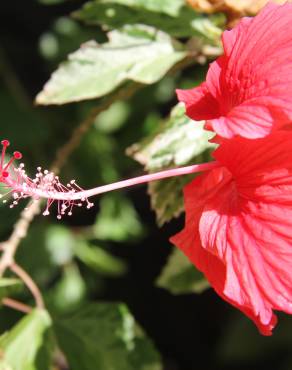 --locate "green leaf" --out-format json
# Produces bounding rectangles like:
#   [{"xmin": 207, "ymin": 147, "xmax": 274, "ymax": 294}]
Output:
[
  {"xmin": 16, "ymin": 224, "xmax": 58, "ymax": 287},
  {"xmin": 156, "ymin": 247, "xmax": 209, "ymax": 295},
  {"xmin": 39, "ymin": 17, "xmax": 104, "ymax": 63},
  {"xmin": 95, "ymin": 101, "xmax": 130, "ymax": 133},
  {"xmin": 47, "ymin": 264, "xmax": 86, "ymax": 313},
  {"xmin": 128, "ymin": 103, "xmax": 214, "ymax": 171},
  {"xmin": 45, "ymin": 225, "xmax": 75, "ymax": 266},
  {"xmin": 0, "ymin": 279, "xmax": 23, "ymax": 301},
  {"xmin": 36, "ymin": 25, "xmax": 186, "ymax": 105},
  {"xmin": 92, "ymin": 0, "xmax": 185, "ymax": 16},
  {"xmin": 74, "ymin": 241, "xmax": 127, "ymax": 276},
  {"xmin": 55, "ymin": 303, "xmax": 162, "ymax": 370},
  {"xmin": 147, "ymin": 173, "xmax": 195, "ymax": 226},
  {"xmin": 128, "ymin": 103, "xmax": 215, "ymax": 224},
  {"xmin": 94, "ymin": 193, "xmax": 144, "ymax": 242},
  {"xmin": 74, "ymin": 0, "xmax": 224, "ymax": 39},
  {"xmin": 0, "ymin": 309, "xmax": 53, "ymax": 370}
]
